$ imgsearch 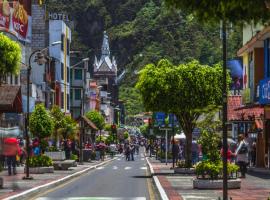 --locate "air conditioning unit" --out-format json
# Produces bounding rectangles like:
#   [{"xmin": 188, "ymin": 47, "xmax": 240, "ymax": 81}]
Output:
[{"xmin": 41, "ymin": 82, "xmax": 46, "ymax": 91}]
